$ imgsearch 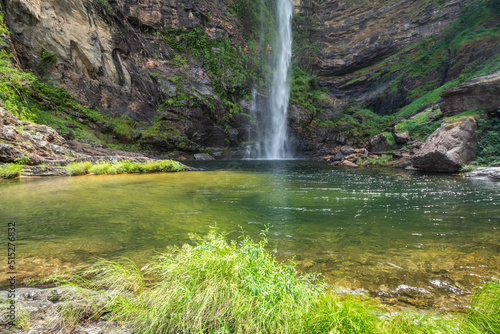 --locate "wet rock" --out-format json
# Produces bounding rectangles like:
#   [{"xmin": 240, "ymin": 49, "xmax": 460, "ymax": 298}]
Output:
[
  {"xmin": 361, "ymin": 160, "xmax": 371, "ymax": 167},
  {"xmin": 392, "ymin": 152, "xmax": 402, "ymax": 159},
  {"xmin": 331, "ymin": 151, "xmax": 345, "ymax": 162},
  {"xmin": 441, "ymin": 71, "xmax": 500, "ymax": 115},
  {"xmin": 412, "ymin": 117, "xmax": 478, "ymax": 172},
  {"xmin": 466, "ymin": 167, "xmax": 500, "ymax": 181}
]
